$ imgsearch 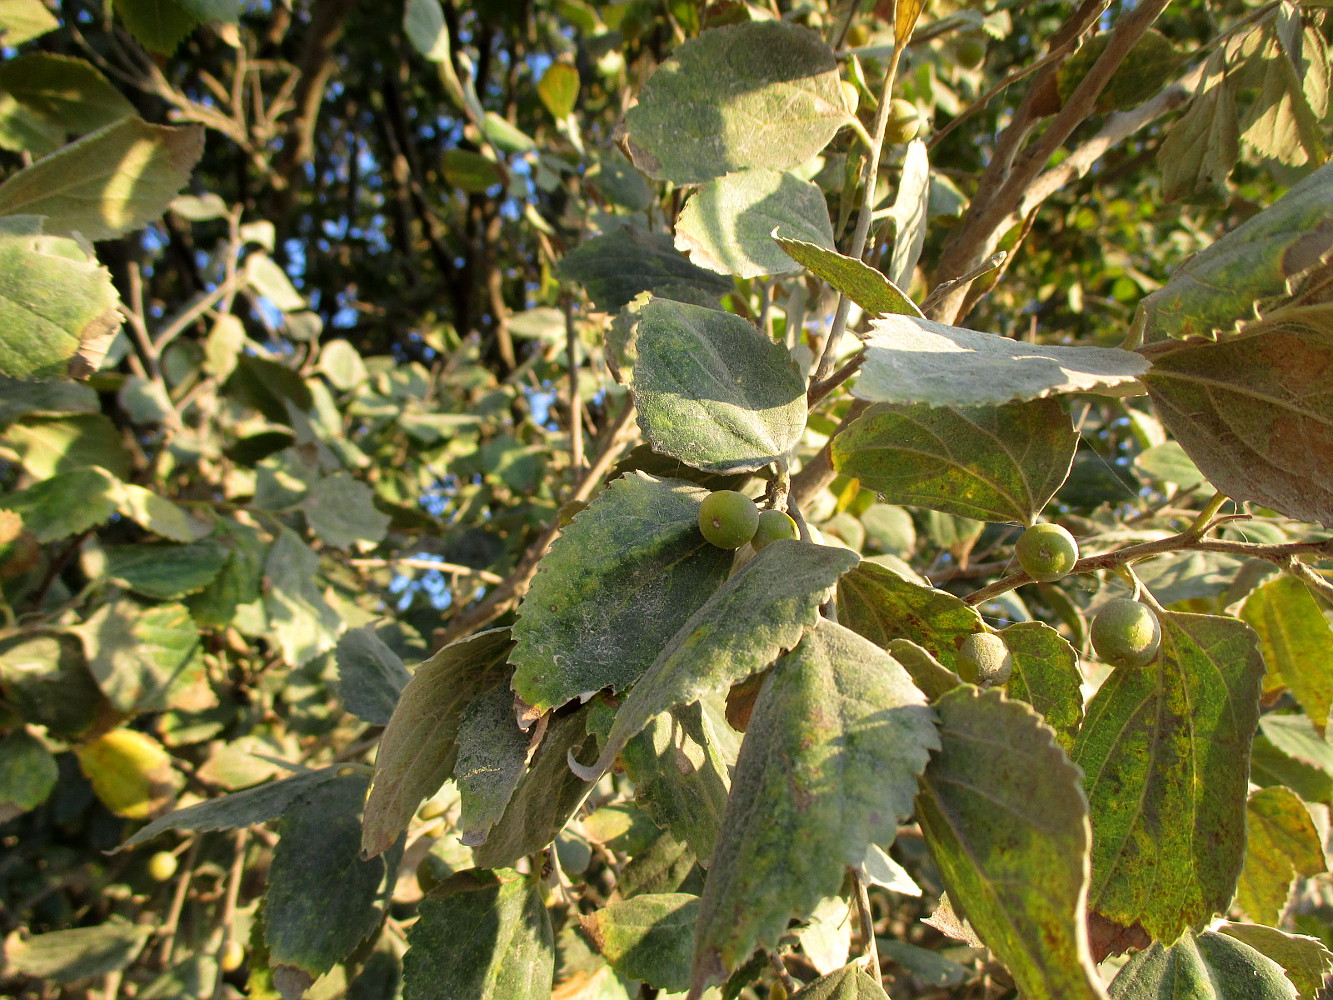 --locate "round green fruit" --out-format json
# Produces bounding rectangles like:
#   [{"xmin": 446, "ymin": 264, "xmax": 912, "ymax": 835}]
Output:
[
  {"xmin": 956, "ymin": 35, "xmax": 987, "ymax": 69},
  {"xmin": 698, "ymin": 490, "xmax": 760, "ymax": 549},
  {"xmin": 147, "ymin": 850, "xmax": 178, "ymax": 882},
  {"xmin": 956, "ymin": 632, "xmax": 1013, "ymax": 687},
  {"xmin": 220, "ymin": 940, "xmax": 245, "ymax": 973},
  {"xmin": 752, "ymin": 509, "xmax": 799, "ymax": 551},
  {"xmin": 845, "ymin": 23, "xmax": 871, "ymax": 48},
  {"xmin": 885, "ymin": 99, "xmax": 921, "ymax": 143},
  {"xmin": 1015, "ymin": 522, "xmax": 1080, "ymax": 582},
  {"xmin": 1091, "ymin": 598, "xmax": 1161, "ymax": 668}
]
